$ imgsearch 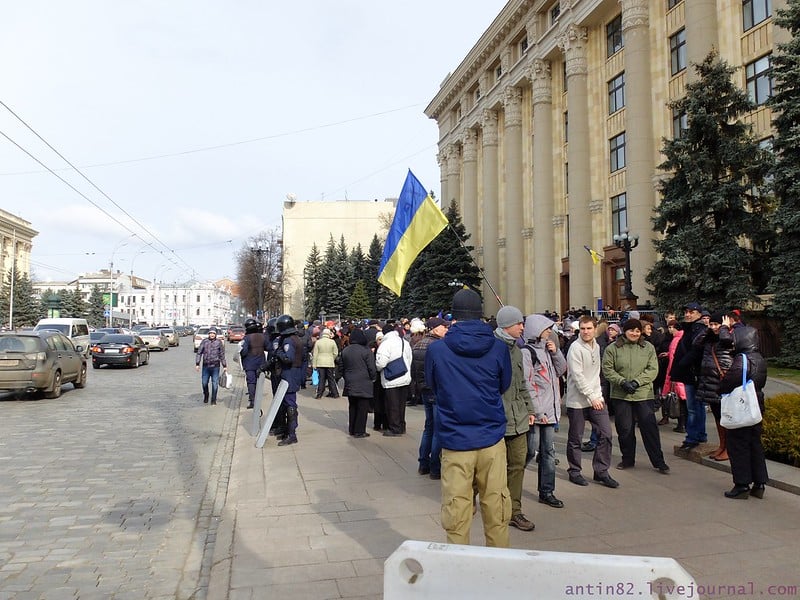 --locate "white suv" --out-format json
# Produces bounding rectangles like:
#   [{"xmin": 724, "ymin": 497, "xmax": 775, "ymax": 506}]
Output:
[{"xmin": 193, "ymin": 326, "xmax": 212, "ymax": 351}]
